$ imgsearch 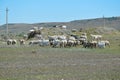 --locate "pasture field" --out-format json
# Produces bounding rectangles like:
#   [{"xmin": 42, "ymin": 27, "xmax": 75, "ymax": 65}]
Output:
[
  {"xmin": 0, "ymin": 45, "xmax": 120, "ymax": 80},
  {"xmin": 0, "ymin": 31, "xmax": 120, "ymax": 80}
]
